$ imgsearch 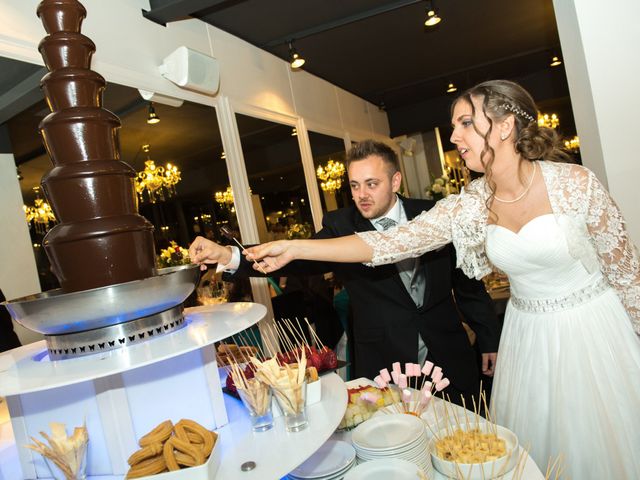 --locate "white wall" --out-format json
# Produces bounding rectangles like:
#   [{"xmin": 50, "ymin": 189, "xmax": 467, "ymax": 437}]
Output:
[
  {"xmin": 553, "ymin": 0, "xmax": 640, "ymax": 244},
  {"xmin": 0, "ymin": 153, "xmax": 42, "ymax": 345}
]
